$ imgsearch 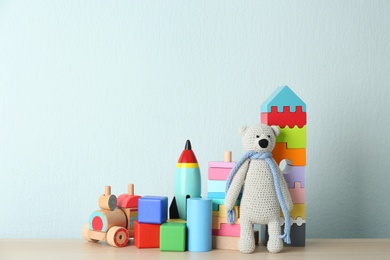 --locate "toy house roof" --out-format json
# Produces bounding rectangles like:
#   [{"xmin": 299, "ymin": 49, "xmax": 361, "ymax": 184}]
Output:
[{"xmin": 261, "ymin": 86, "xmax": 306, "ymax": 113}]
